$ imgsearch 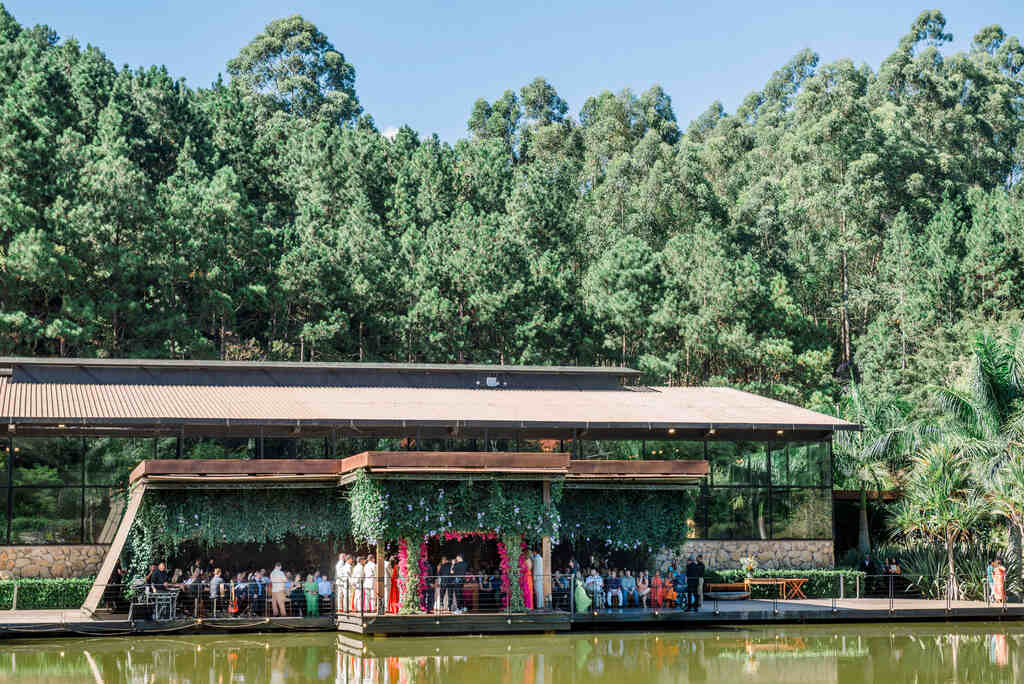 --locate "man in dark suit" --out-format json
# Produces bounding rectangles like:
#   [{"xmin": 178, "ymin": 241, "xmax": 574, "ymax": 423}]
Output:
[
  {"xmin": 694, "ymin": 555, "xmax": 706, "ymax": 609},
  {"xmin": 685, "ymin": 556, "xmax": 700, "ymax": 612},
  {"xmin": 451, "ymin": 554, "xmax": 468, "ymax": 613}
]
